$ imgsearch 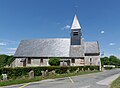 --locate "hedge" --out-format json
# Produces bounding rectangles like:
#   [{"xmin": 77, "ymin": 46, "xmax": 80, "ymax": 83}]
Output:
[
  {"xmin": 0, "ymin": 66, "xmax": 99, "ymax": 78},
  {"xmin": 104, "ymin": 67, "xmax": 115, "ymax": 70},
  {"xmin": 115, "ymin": 66, "xmax": 120, "ymax": 68}
]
